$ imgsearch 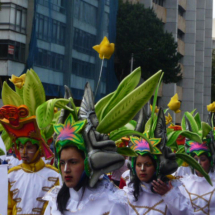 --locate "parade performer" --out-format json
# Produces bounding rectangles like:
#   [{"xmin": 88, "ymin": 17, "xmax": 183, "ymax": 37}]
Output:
[
  {"xmin": 34, "ymin": 68, "xmax": 163, "ymax": 214},
  {"xmin": 0, "ymin": 69, "xmax": 62, "ymax": 215},
  {"xmin": 123, "ymin": 108, "xmax": 195, "ymax": 215},
  {"xmin": 178, "ymin": 111, "xmax": 215, "ymax": 214}
]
